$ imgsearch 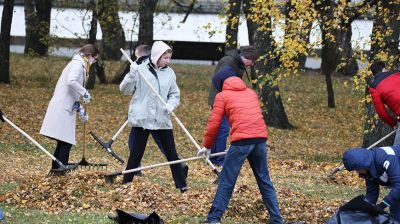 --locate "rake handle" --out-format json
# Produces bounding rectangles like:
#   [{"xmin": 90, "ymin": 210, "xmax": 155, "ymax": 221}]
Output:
[
  {"xmin": 82, "ymin": 104, "xmax": 87, "ymax": 159},
  {"xmin": 111, "ymin": 120, "xmax": 128, "ymax": 141},
  {"xmin": 119, "ymin": 151, "xmax": 227, "ymax": 175},
  {"xmin": 1, "ymin": 114, "xmax": 66, "ymax": 168},
  {"xmin": 120, "ymin": 49, "xmax": 218, "ymax": 173},
  {"xmin": 366, "ymin": 129, "xmax": 397, "ymax": 150}
]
